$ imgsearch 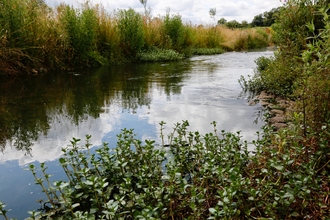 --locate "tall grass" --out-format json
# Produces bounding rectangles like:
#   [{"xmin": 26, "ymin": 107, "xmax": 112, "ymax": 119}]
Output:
[{"xmin": 0, "ymin": 0, "xmax": 273, "ymax": 75}]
